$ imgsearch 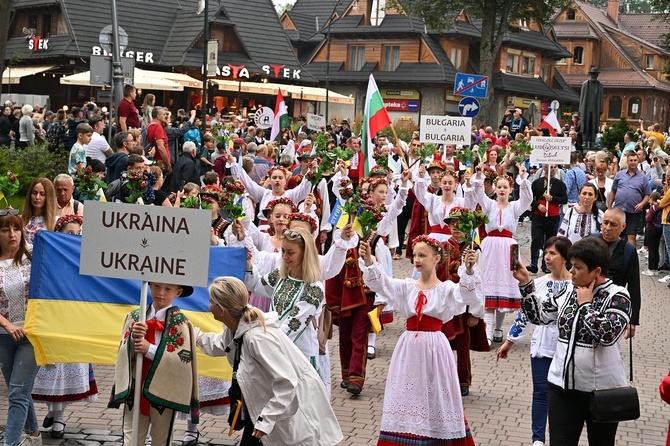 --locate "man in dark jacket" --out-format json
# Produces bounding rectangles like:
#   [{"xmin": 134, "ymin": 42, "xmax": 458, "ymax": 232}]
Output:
[
  {"xmin": 169, "ymin": 141, "xmax": 199, "ymax": 193},
  {"xmin": 105, "ymin": 132, "xmax": 136, "ymax": 183}
]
